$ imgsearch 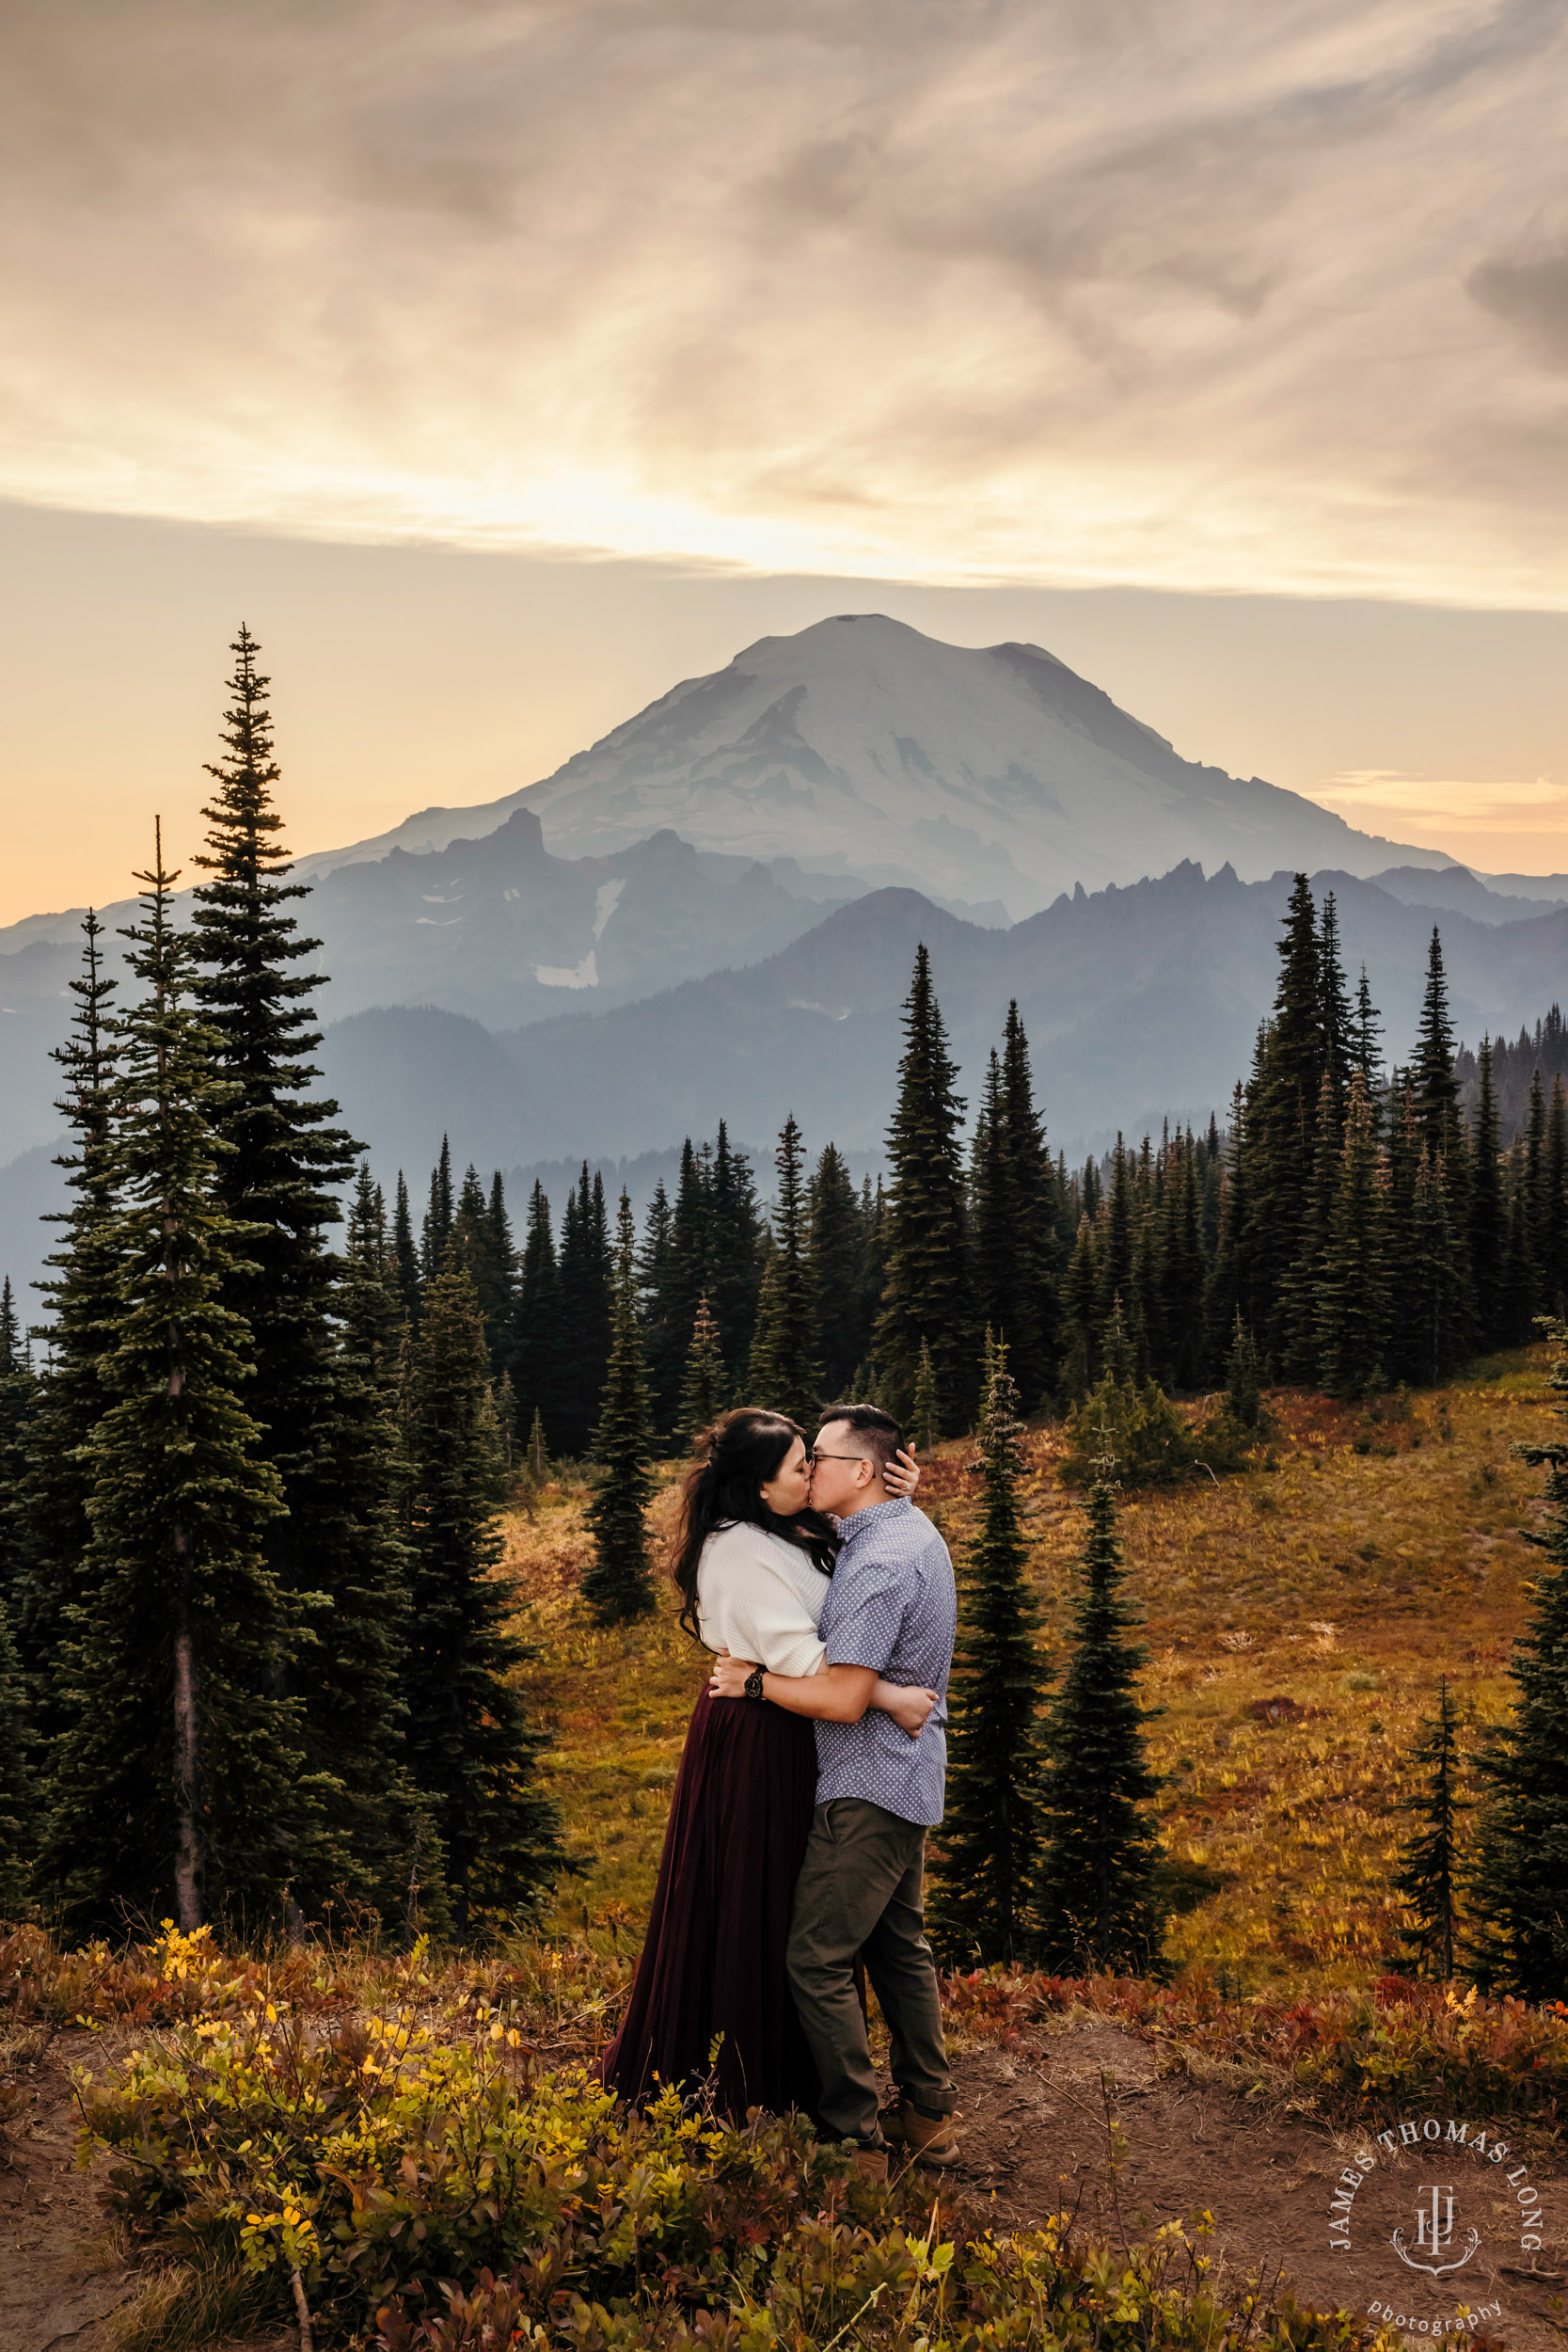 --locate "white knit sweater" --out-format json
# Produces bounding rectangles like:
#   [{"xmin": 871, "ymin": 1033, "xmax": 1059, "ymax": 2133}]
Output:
[{"xmin": 695, "ymin": 1520, "xmax": 830, "ymax": 1677}]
